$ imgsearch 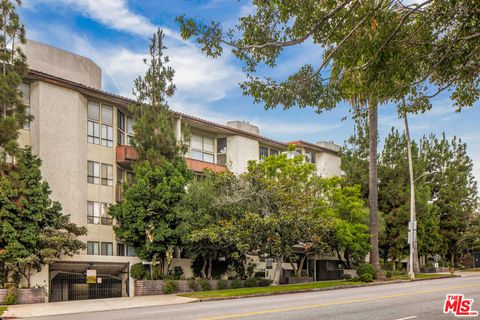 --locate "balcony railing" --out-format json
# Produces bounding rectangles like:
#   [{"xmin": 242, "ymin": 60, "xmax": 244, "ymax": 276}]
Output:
[
  {"xmin": 185, "ymin": 158, "xmax": 227, "ymax": 174},
  {"xmin": 116, "ymin": 145, "xmax": 139, "ymax": 167}
]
